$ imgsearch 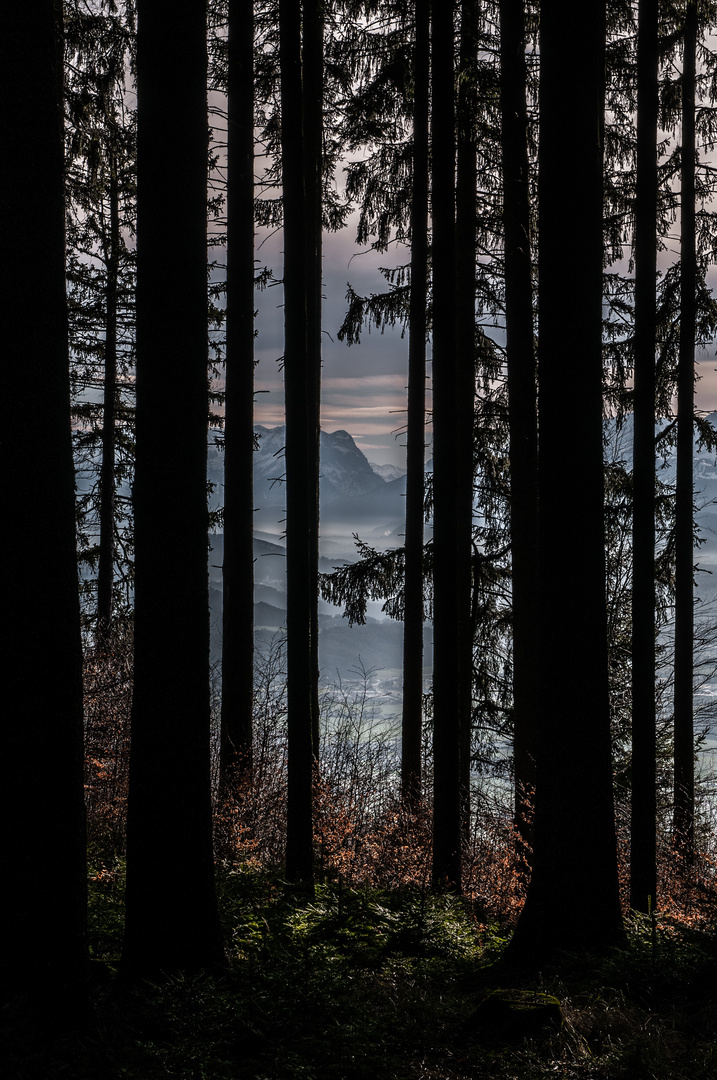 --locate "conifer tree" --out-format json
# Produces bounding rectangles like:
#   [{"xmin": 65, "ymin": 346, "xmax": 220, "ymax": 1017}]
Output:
[
  {"xmin": 0, "ymin": 0, "xmax": 87, "ymax": 1010},
  {"xmin": 401, "ymin": 0, "xmax": 430, "ymax": 807},
  {"xmin": 122, "ymin": 0, "xmax": 225, "ymax": 976},
  {"xmin": 430, "ymin": 0, "xmax": 463, "ymax": 892},
  {"xmin": 281, "ymin": 0, "xmax": 319, "ymax": 886},
  {"xmin": 325, "ymin": 1, "xmax": 508, "ymax": 833},
  {"xmin": 630, "ymin": 0, "xmax": 659, "ymax": 914},
  {"xmin": 508, "ymin": 0, "xmax": 624, "ymax": 960},
  {"xmin": 220, "ymin": 0, "xmax": 256, "ymax": 786},
  {"xmin": 499, "ymin": 0, "xmax": 539, "ymax": 853},
  {"xmin": 65, "ymin": 1, "xmax": 137, "ymax": 637},
  {"xmin": 455, "ymin": 0, "xmax": 479, "ymax": 838},
  {"xmin": 304, "ymin": 0, "xmax": 324, "ymax": 758},
  {"xmin": 673, "ymin": 0, "xmax": 698, "ymax": 860}
]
